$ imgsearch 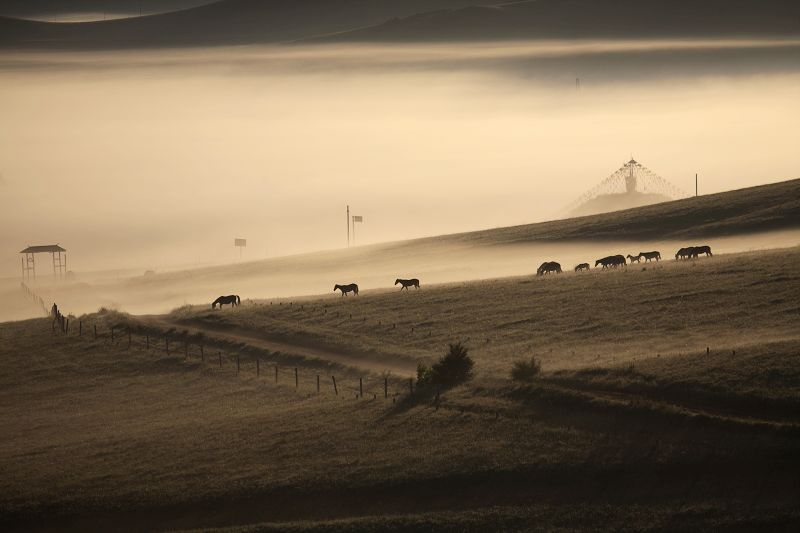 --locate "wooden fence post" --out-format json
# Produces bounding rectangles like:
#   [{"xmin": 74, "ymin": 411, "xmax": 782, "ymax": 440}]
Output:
[
  {"xmin": 65, "ymin": 319, "xmax": 69, "ymax": 334},
  {"xmin": 332, "ymin": 375, "xmax": 338, "ymax": 395},
  {"xmin": 317, "ymin": 375, "xmax": 320, "ymax": 394},
  {"xmin": 295, "ymin": 368, "xmax": 298, "ymax": 389},
  {"xmin": 146, "ymin": 334, "xmax": 149, "ymax": 350},
  {"xmin": 94, "ymin": 324, "xmax": 97, "ymax": 339},
  {"xmin": 275, "ymin": 366, "xmax": 278, "ymax": 383},
  {"xmin": 359, "ymin": 377, "xmax": 363, "ymax": 398},
  {"xmin": 384, "ymin": 377, "xmax": 388, "ymax": 399},
  {"xmin": 706, "ymin": 347, "xmax": 710, "ymax": 356},
  {"xmin": 79, "ymin": 321, "xmax": 82, "ymax": 336}
]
